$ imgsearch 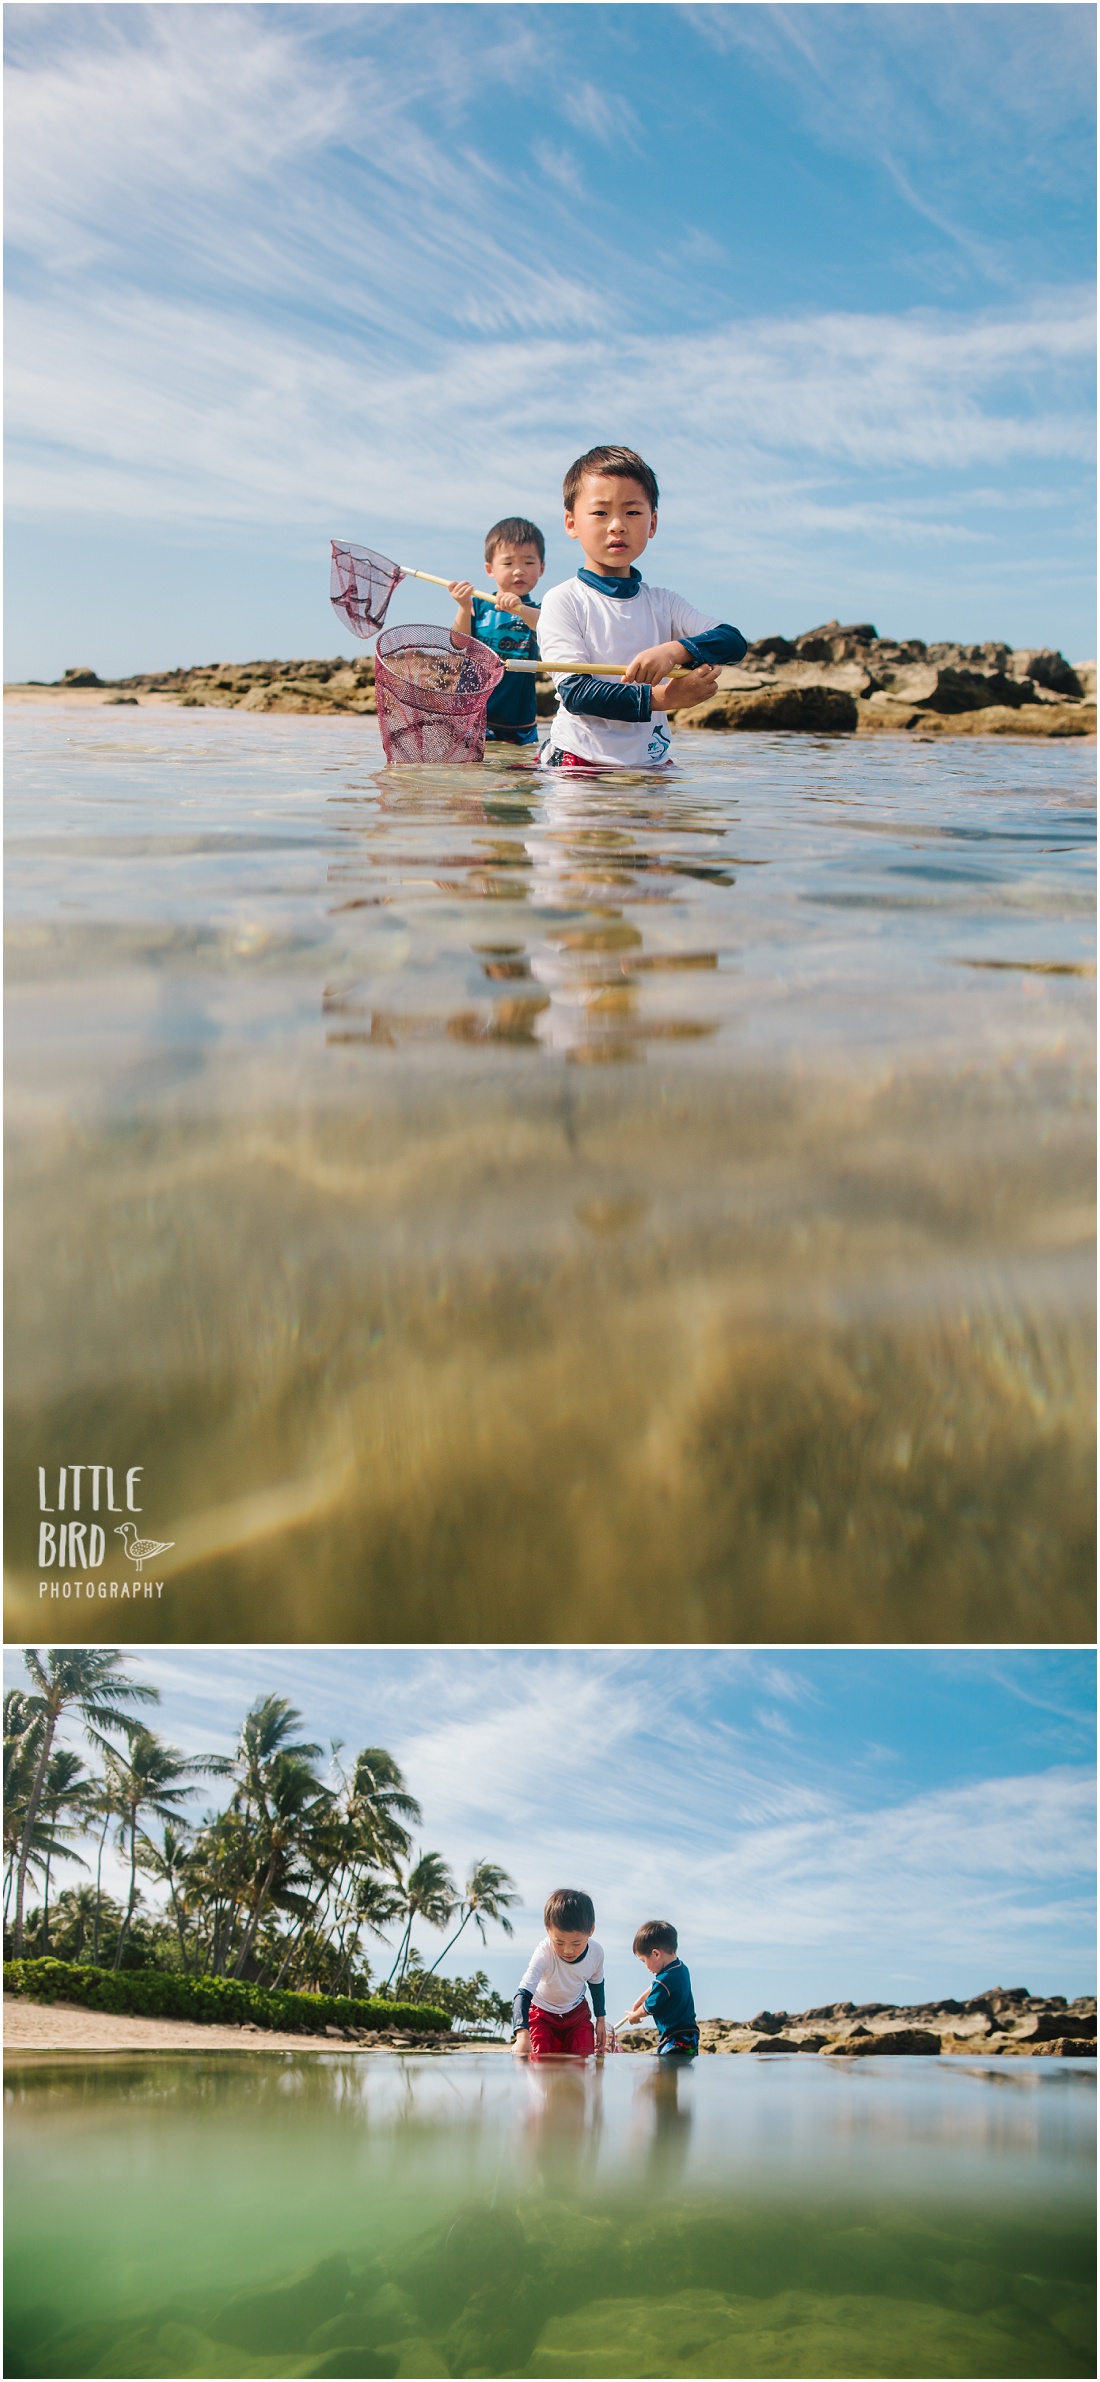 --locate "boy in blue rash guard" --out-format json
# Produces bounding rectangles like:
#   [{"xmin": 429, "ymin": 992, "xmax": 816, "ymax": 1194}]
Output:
[
  {"xmin": 538, "ymin": 445, "xmax": 748, "ymax": 769},
  {"xmin": 450, "ymin": 516, "xmax": 544, "ymax": 747},
  {"xmin": 623, "ymin": 1919, "xmax": 699, "ymax": 2056}
]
